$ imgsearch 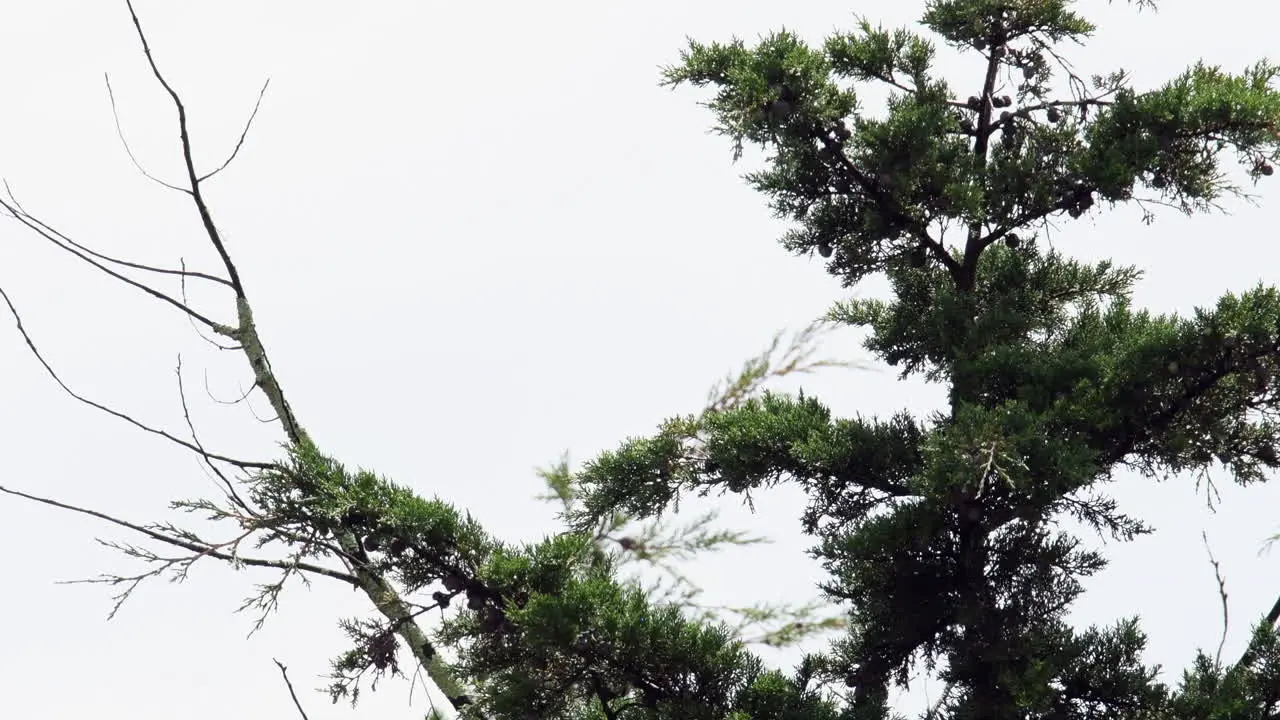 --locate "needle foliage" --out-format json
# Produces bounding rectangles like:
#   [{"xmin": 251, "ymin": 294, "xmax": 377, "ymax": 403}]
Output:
[
  {"xmin": 555, "ymin": 1, "xmax": 1280, "ymax": 718},
  {"xmin": 22, "ymin": 3, "xmax": 1280, "ymax": 720}
]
